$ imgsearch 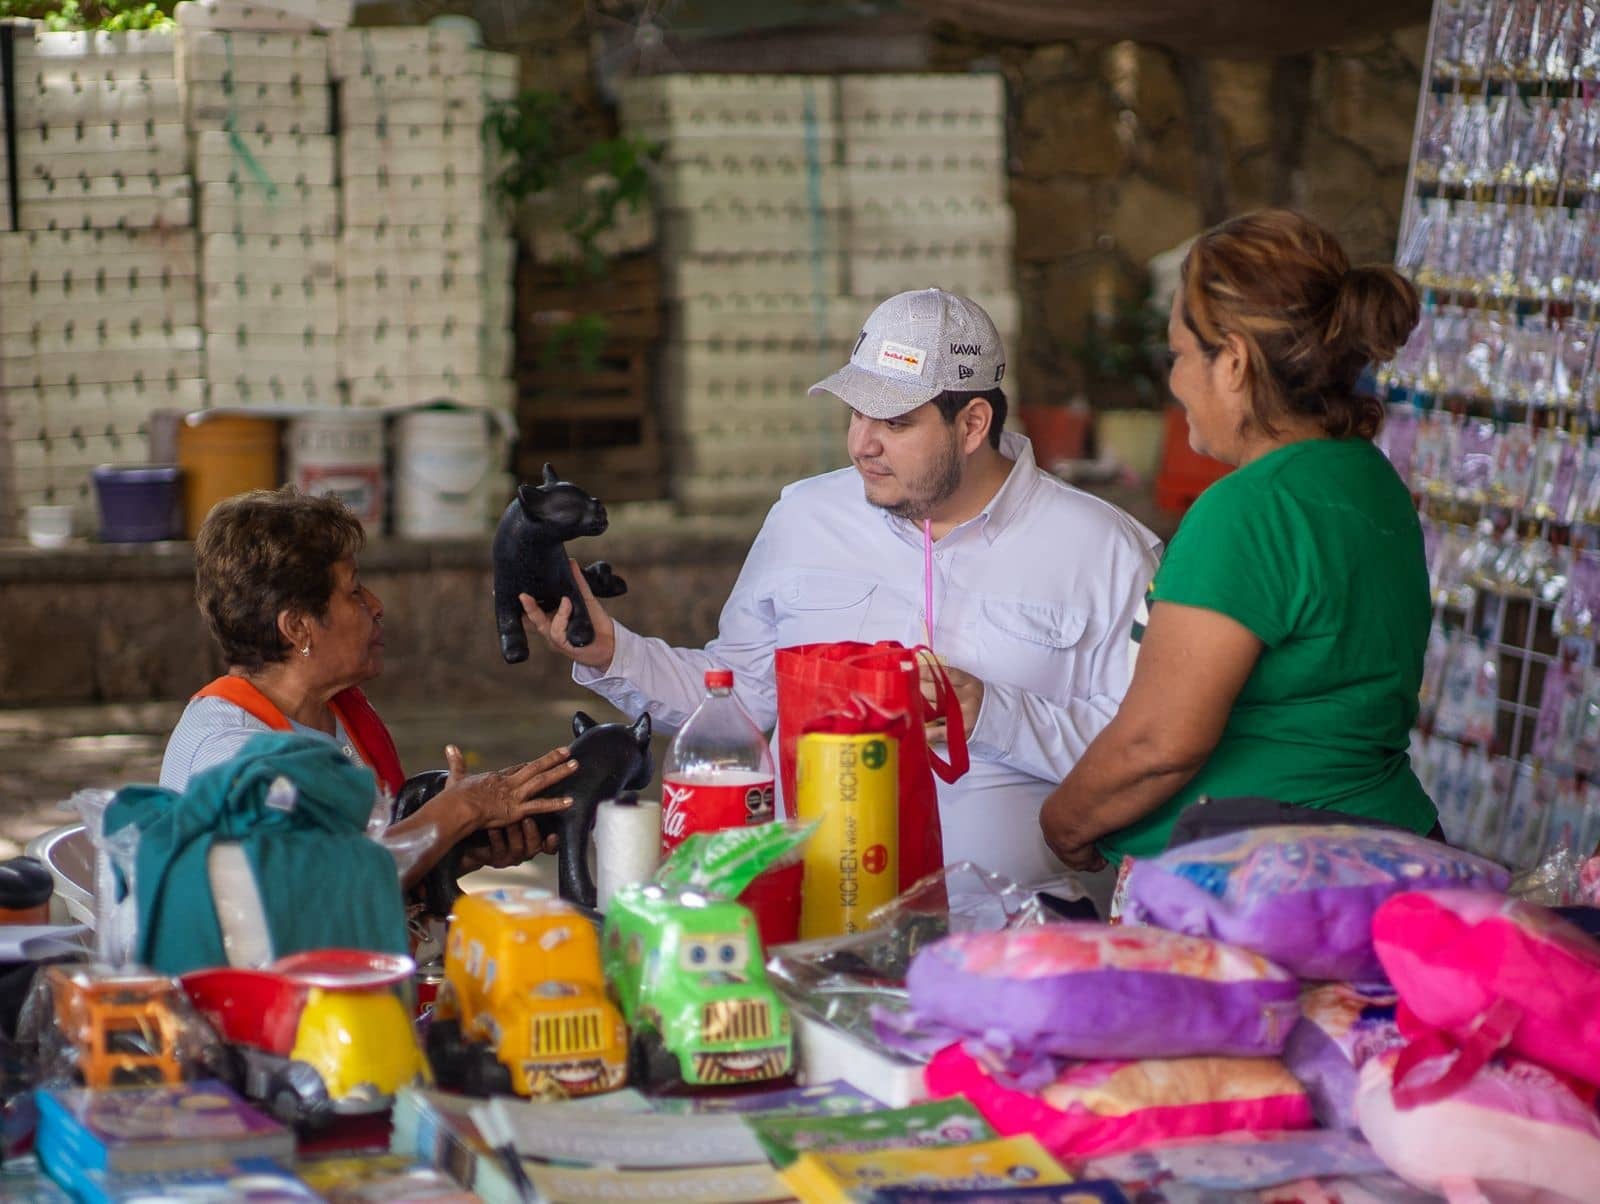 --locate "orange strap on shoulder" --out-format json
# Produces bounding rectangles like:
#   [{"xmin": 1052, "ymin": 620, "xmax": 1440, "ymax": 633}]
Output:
[
  {"xmin": 193, "ymin": 677, "xmax": 405, "ymax": 796},
  {"xmin": 194, "ymin": 676, "xmax": 294, "ymax": 731}
]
